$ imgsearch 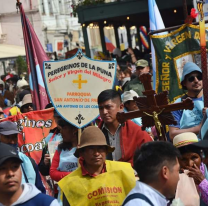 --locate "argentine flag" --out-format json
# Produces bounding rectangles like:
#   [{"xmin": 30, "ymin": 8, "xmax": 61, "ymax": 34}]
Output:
[{"xmin": 148, "ymin": 0, "xmax": 167, "ymax": 90}]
